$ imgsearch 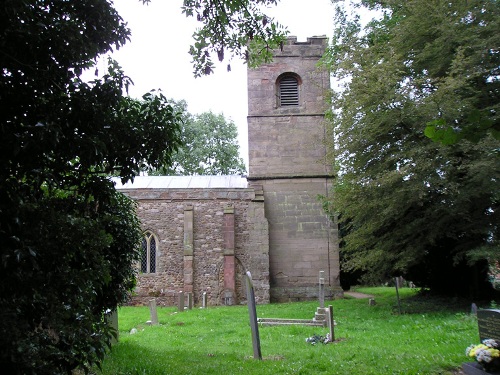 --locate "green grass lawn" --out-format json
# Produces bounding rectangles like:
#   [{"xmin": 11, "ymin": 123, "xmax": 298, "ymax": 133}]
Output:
[{"xmin": 96, "ymin": 287, "xmax": 495, "ymax": 375}]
